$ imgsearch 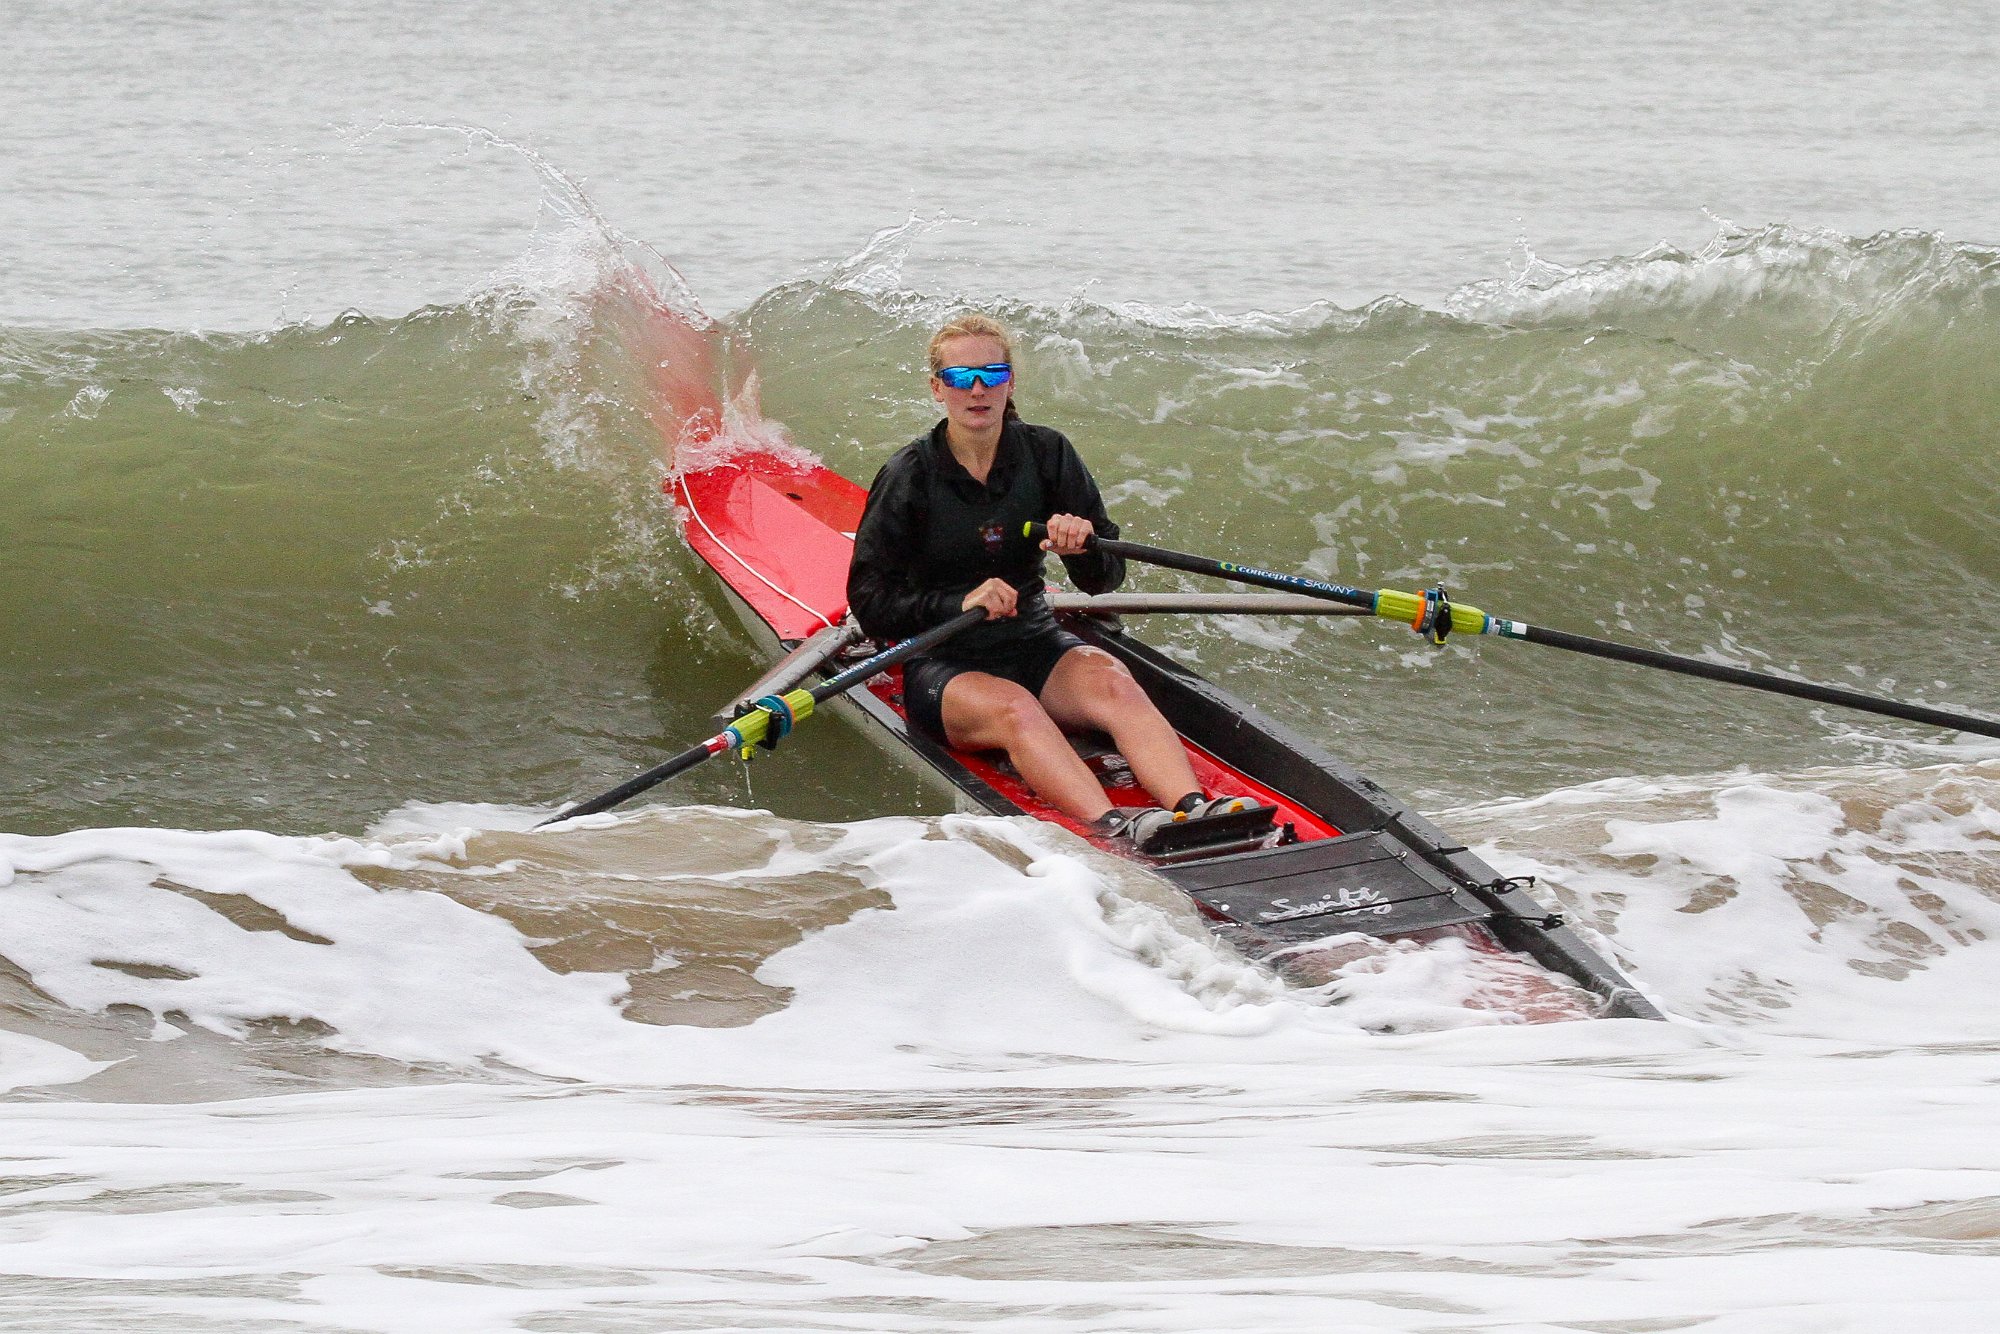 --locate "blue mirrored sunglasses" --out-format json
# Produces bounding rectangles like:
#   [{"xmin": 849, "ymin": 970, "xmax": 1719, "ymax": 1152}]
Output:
[{"xmin": 935, "ymin": 363, "xmax": 1013, "ymax": 390}]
